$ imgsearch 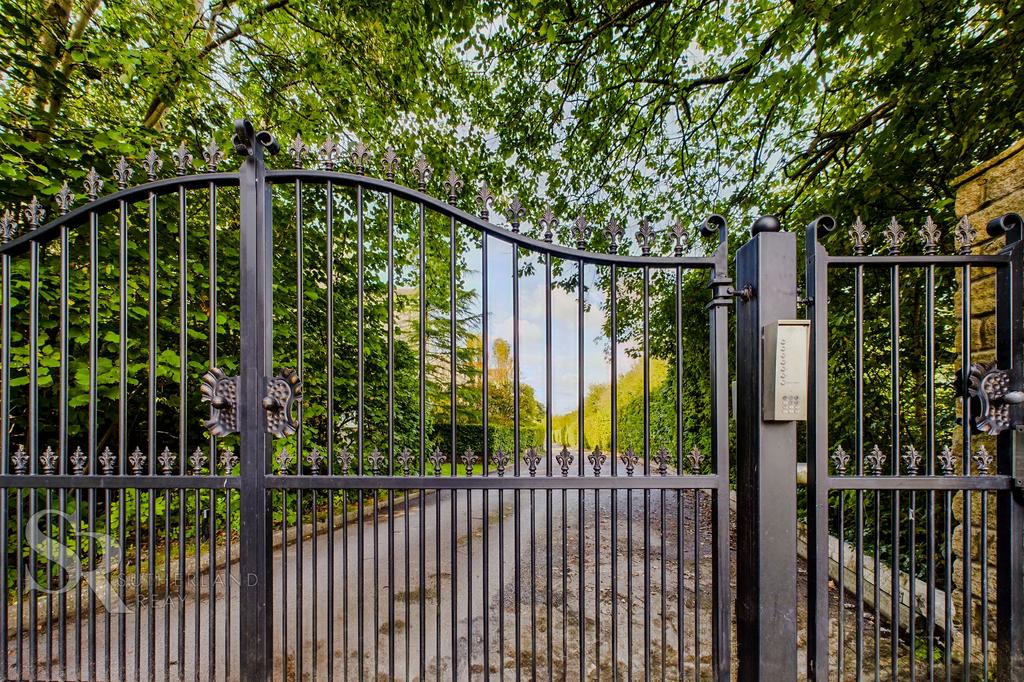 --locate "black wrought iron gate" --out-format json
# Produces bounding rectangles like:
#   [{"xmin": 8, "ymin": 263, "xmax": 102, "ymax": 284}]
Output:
[{"xmin": 0, "ymin": 119, "xmax": 1021, "ymax": 681}]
